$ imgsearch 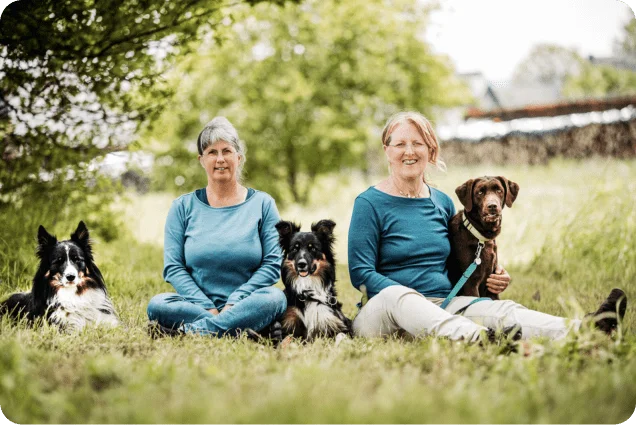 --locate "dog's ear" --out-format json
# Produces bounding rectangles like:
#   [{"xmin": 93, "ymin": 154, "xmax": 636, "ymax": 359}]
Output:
[
  {"xmin": 311, "ymin": 219, "xmax": 336, "ymax": 263},
  {"xmin": 71, "ymin": 221, "xmax": 93, "ymax": 257},
  {"xmin": 310, "ymin": 219, "xmax": 336, "ymax": 237},
  {"xmin": 496, "ymin": 176, "xmax": 520, "ymax": 208},
  {"xmin": 37, "ymin": 225, "xmax": 57, "ymax": 249},
  {"xmin": 275, "ymin": 220, "xmax": 300, "ymax": 251},
  {"xmin": 71, "ymin": 221, "xmax": 90, "ymax": 244},
  {"xmin": 36, "ymin": 225, "xmax": 57, "ymax": 260},
  {"xmin": 455, "ymin": 179, "xmax": 476, "ymax": 212}
]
